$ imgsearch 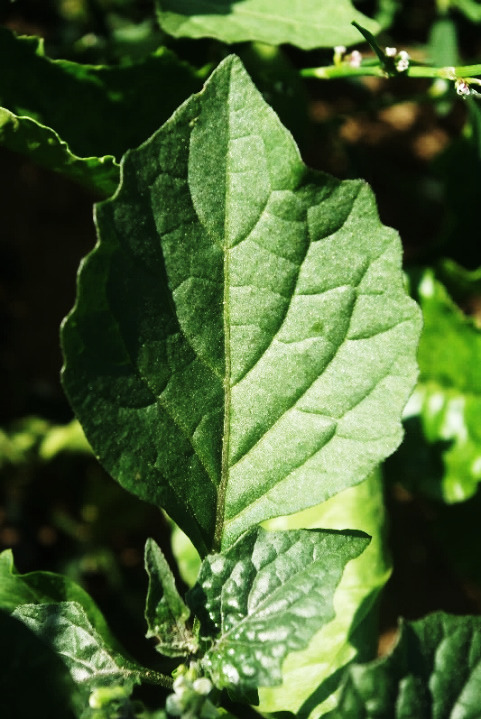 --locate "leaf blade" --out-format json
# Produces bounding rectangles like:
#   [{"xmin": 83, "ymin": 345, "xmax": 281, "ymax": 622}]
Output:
[
  {"xmin": 393, "ymin": 268, "xmax": 481, "ymax": 502},
  {"xmin": 188, "ymin": 527, "xmax": 369, "ymax": 693},
  {"xmin": 61, "ymin": 55, "xmax": 421, "ymax": 554}
]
